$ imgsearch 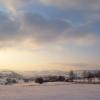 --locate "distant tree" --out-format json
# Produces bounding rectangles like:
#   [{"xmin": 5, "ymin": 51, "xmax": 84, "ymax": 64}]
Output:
[
  {"xmin": 48, "ymin": 76, "xmax": 58, "ymax": 82},
  {"xmin": 82, "ymin": 71, "xmax": 88, "ymax": 82},
  {"xmin": 68, "ymin": 71, "xmax": 75, "ymax": 82},
  {"xmin": 12, "ymin": 79, "xmax": 17, "ymax": 84},
  {"xmin": 86, "ymin": 71, "xmax": 94, "ymax": 83},
  {"xmin": 35, "ymin": 77, "xmax": 44, "ymax": 84},
  {"xmin": 95, "ymin": 71, "xmax": 100, "ymax": 83},
  {"xmin": 5, "ymin": 78, "xmax": 17, "ymax": 85},
  {"xmin": 5, "ymin": 78, "xmax": 12, "ymax": 85},
  {"xmin": 23, "ymin": 79, "xmax": 30, "ymax": 83},
  {"xmin": 57, "ymin": 76, "xmax": 65, "ymax": 82}
]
